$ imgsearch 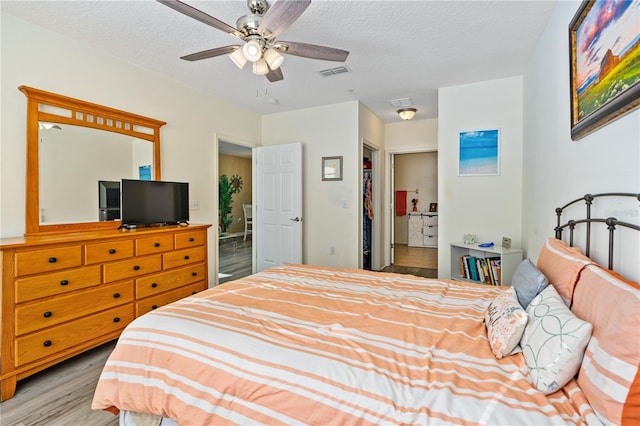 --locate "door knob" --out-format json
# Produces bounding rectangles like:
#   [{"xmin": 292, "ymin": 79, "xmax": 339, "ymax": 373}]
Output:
[{"xmin": 290, "ymin": 217, "xmax": 302, "ymax": 222}]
